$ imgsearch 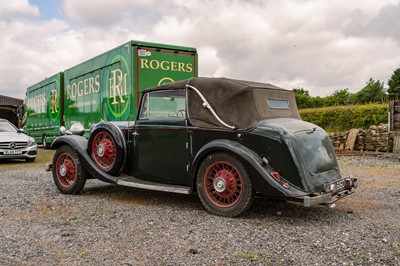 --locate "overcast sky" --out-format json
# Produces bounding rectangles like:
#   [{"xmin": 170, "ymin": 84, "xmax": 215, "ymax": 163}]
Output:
[{"xmin": 1, "ymin": 0, "xmax": 400, "ymax": 99}]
